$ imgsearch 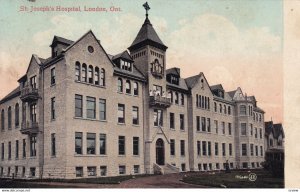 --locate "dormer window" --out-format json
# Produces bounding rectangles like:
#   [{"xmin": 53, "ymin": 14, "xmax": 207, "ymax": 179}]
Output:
[
  {"xmin": 170, "ymin": 76, "xmax": 179, "ymax": 85},
  {"xmin": 120, "ymin": 60, "xmax": 132, "ymax": 72}
]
